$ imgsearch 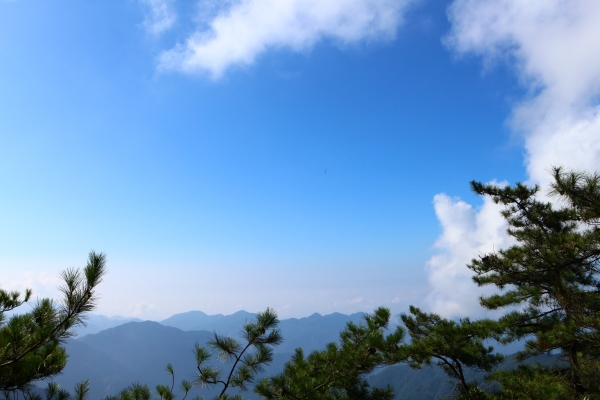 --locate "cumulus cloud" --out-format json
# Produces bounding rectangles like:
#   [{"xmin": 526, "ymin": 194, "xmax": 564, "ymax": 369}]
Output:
[
  {"xmin": 158, "ymin": 0, "xmax": 415, "ymax": 78},
  {"xmin": 426, "ymin": 0, "xmax": 600, "ymax": 317},
  {"xmin": 446, "ymin": 0, "xmax": 600, "ymax": 185},
  {"xmin": 140, "ymin": 0, "xmax": 176, "ymax": 36},
  {"xmin": 426, "ymin": 192, "xmax": 514, "ymax": 317}
]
